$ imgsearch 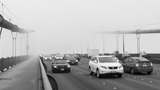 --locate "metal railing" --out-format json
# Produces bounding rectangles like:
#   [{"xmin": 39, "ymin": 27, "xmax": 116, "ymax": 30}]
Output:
[{"xmin": 39, "ymin": 59, "xmax": 52, "ymax": 90}]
